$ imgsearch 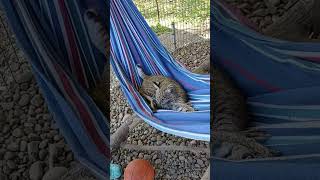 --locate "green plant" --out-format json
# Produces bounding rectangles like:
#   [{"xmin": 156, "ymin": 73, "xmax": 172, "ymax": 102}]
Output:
[
  {"xmin": 151, "ymin": 23, "xmax": 172, "ymax": 35},
  {"xmin": 134, "ymin": 0, "xmax": 209, "ymax": 26}
]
